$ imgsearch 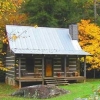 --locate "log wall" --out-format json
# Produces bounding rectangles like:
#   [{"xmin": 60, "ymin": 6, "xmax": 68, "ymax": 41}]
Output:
[
  {"xmin": 5, "ymin": 54, "xmax": 79, "ymax": 86},
  {"xmin": 5, "ymin": 47, "xmax": 16, "ymax": 85}
]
